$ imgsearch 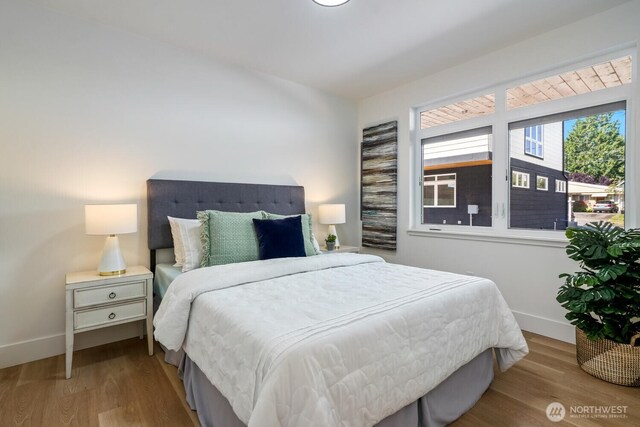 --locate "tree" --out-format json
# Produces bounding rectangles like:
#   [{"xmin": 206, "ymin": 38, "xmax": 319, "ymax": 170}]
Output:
[
  {"xmin": 564, "ymin": 113, "xmax": 625, "ymax": 184},
  {"xmin": 568, "ymin": 172, "xmax": 611, "ymax": 186}
]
